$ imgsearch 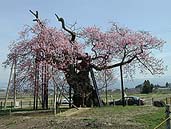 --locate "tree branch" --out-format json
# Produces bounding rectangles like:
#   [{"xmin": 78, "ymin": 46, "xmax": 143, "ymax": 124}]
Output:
[
  {"xmin": 92, "ymin": 45, "xmax": 144, "ymax": 71},
  {"xmin": 112, "ymin": 23, "xmax": 126, "ymax": 36},
  {"xmin": 92, "ymin": 54, "xmax": 137, "ymax": 71},
  {"xmin": 135, "ymin": 56, "xmax": 154, "ymax": 74},
  {"xmin": 29, "ymin": 10, "xmax": 38, "ymax": 21},
  {"xmin": 55, "ymin": 14, "xmax": 76, "ymax": 42},
  {"xmin": 29, "ymin": 10, "xmax": 45, "ymax": 28}
]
